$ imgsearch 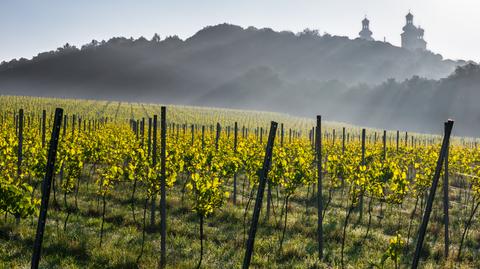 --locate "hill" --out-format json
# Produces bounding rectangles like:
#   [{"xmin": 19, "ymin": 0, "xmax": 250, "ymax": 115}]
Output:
[{"xmin": 1, "ymin": 23, "xmax": 479, "ymax": 135}]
